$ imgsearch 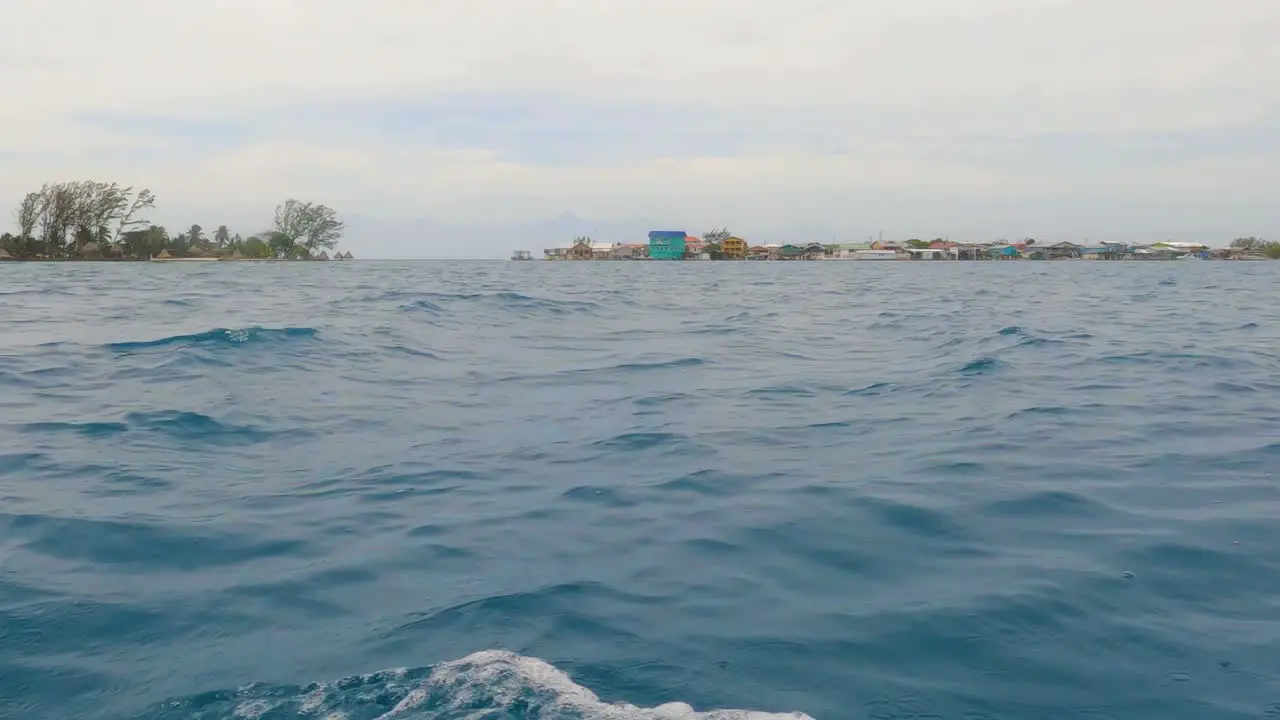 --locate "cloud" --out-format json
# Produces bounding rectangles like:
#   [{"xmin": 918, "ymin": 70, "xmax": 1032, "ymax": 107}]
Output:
[{"xmin": 2, "ymin": 0, "xmax": 1279, "ymax": 255}]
